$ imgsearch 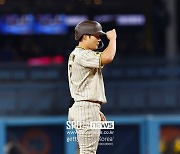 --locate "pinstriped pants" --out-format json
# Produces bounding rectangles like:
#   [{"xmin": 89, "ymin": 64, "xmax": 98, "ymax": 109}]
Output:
[{"xmin": 68, "ymin": 101, "xmax": 101, "ymax": 154}]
